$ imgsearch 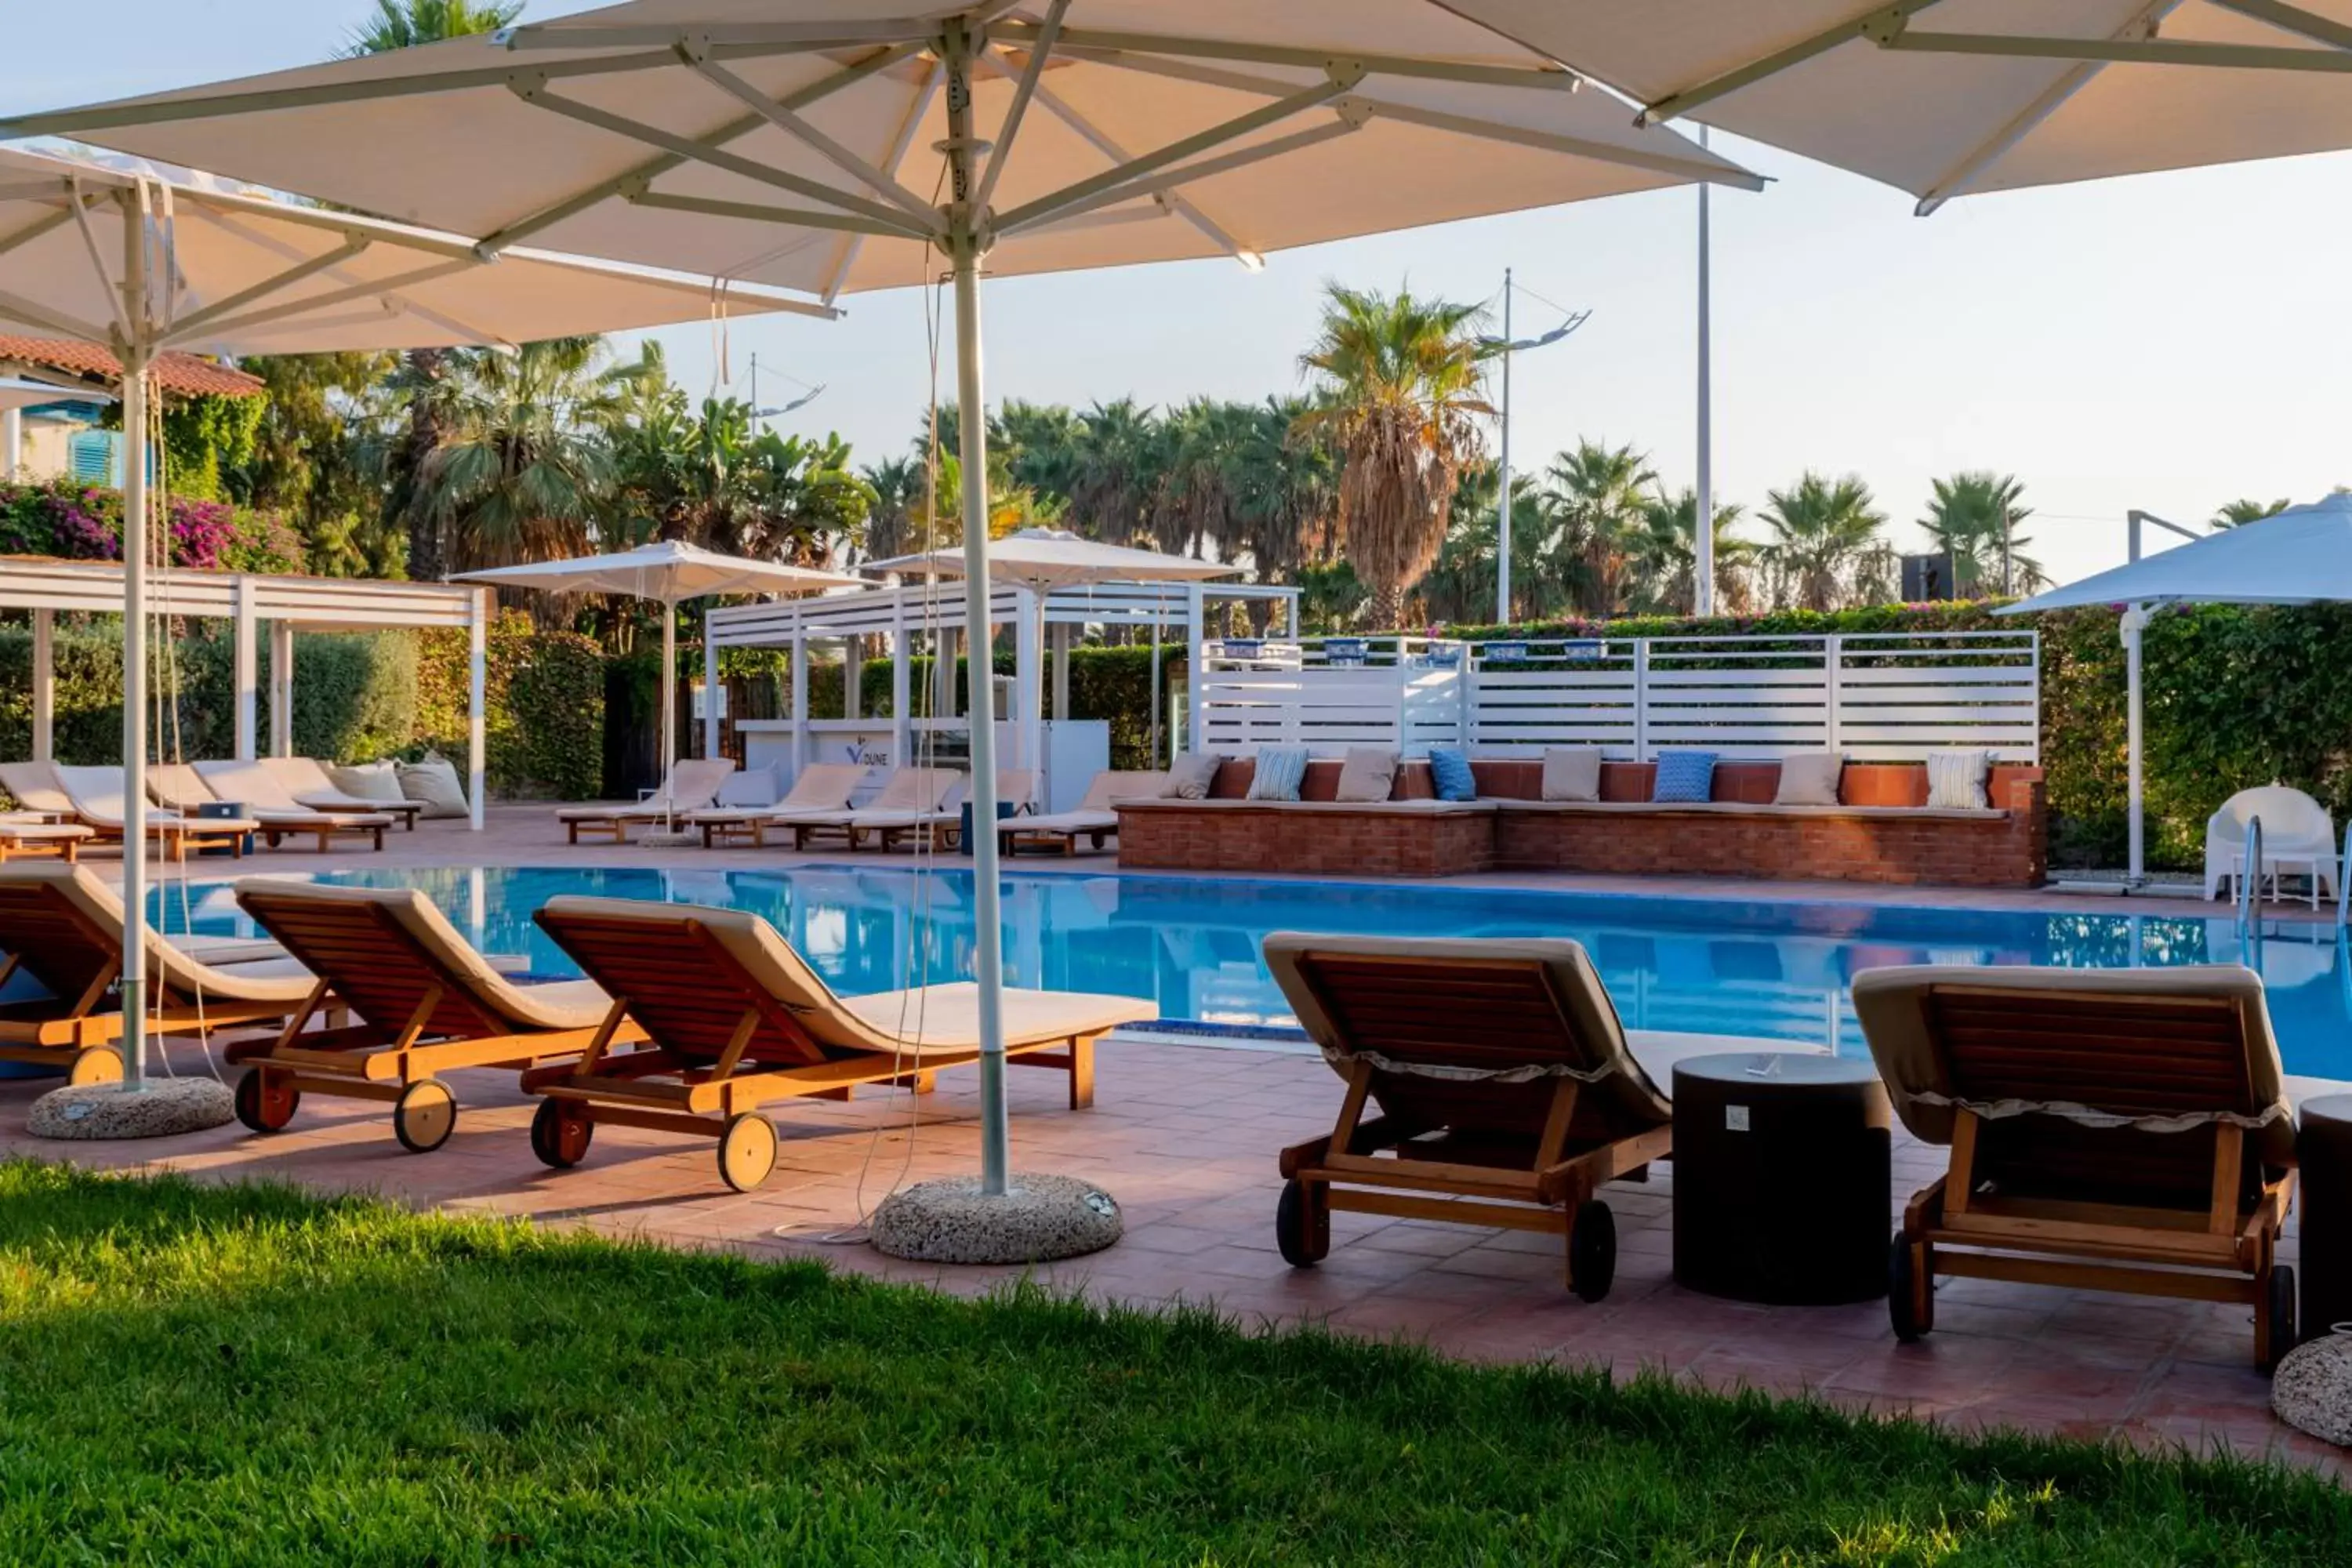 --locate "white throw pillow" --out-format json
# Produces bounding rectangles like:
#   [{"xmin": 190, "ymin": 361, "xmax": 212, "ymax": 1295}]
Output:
[
  {"xmin": 1246, "ymin": 746, "xmax": 1312, "ymax": 802},
  {"xmin": 1541, "ymin": 746, "xmax": 1602, "ymax": 803},
  {"xmin": 1333, "ymin": 746, "xmax": 1400, "ymax": 804},
  {"xmin": 1164, "ymin": 753, "xmax": 1223, "ymax": 800},
  {"xmin": 1773, "ymin": 751, "xmax": 1845, "ymax": 808},
  {"xmin": 396, "ymin": 751, "xmax": 470, "ymax": 819},
  {"xmin": 328, "ymin": 760, "xmax": 408, "ymax": 804},
  {"xmin": 1924, "ymin": 750, "xmax": 1991, "ymax": 810}
]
